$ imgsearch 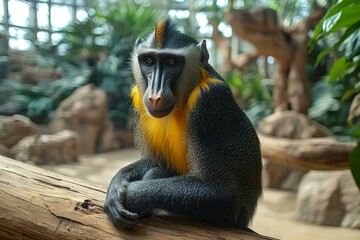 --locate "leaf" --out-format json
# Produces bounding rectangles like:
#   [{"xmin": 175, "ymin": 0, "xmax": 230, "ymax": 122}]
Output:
[
  {"xmin": 27, "ymin": 97, "xmax": 53, "ymax": 117},
  {"xmin": 345, "ymin": 28, "xmax": 360, "ymax": 58},
  {"xmin": 349, "ymin": 143, "xmax": 360, "ymax": 189},
  {"xmin": 342, "ymin": 86, "xmax": 360, "ymax": 101},
  {"xmin": 328, "ymin": 57, "xmax": 348, "ymax": 82},
  {"xmin": 308, "ymin": 80, "xmax": 340, "ymax": 118},
  {"xmin": 323, "ymin": 11, "xmax": 342, "ymax": 33},
  {"xmin": 311, "ymin": 0, "xmax": 358, "ymax": 43},
  {"xmin": 315, "ymin": 48, "xmax": 332, "ymax": 66},
  {"xmin": 327, "ymin": 4, "xmax": 360, "ymax": 33}
]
